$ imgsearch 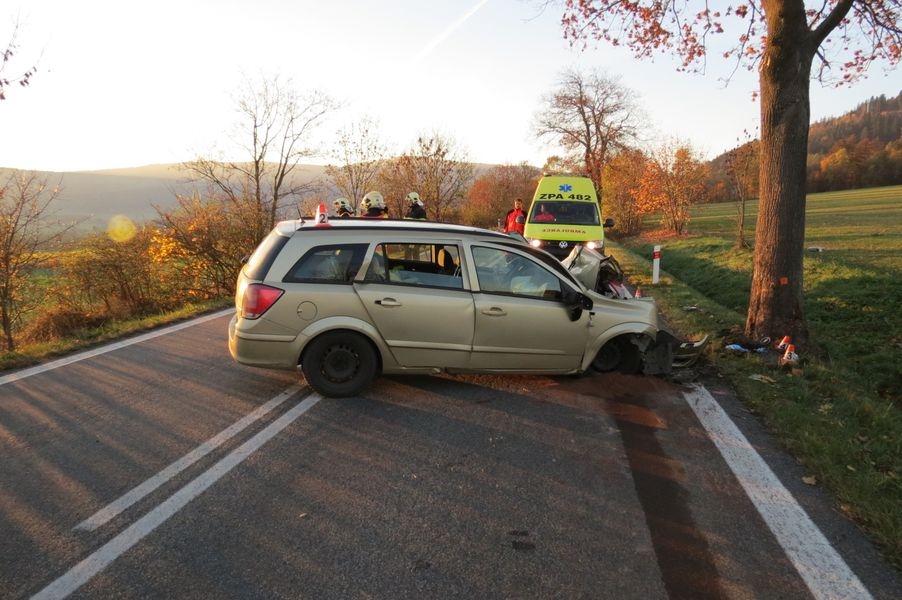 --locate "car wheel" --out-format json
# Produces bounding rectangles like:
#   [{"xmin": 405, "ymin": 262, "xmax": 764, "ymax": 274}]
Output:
[
  {"xmin": 592, "ymin": 336, "xmax": 641, "ymax": 374},
  {"xmin": 301, "ymin": 331, "xmax": 378, "ymax": 397}
]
